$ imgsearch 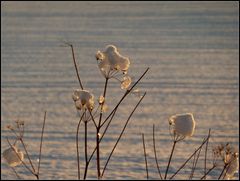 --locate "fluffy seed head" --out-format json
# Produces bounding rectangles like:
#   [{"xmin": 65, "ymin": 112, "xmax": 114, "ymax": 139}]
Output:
[
  {"xmin": 3, "ymin": 146, "xmax": 24, "ymax": 167},
  {"xmin": 72, "ymin": 89, "xmax": 94, "ymax": 110},
  {"xmin": 96, "ymin": 45, "xmax": 130, "ymax": 78},
  {"xmin": 169, "ymin": 113, "xmax": 196, "ymax": 137}
]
